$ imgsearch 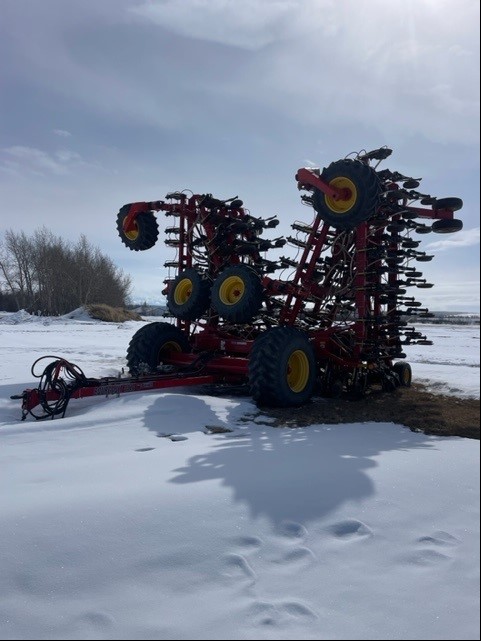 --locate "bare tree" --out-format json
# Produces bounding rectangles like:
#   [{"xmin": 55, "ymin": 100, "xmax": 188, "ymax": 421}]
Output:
[
  {"xmin": 0, "ymin": 230, "xmax": 36, "ymax": 309},
  {"xmin": 0, "ymin": 228, "xmax": 132, "ymax": 315}
]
